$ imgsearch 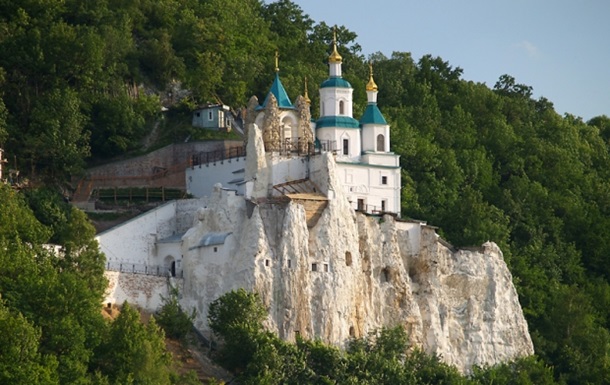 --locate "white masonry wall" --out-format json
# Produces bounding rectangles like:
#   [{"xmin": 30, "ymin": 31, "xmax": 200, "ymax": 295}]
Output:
[
  {"xmin": 186, "ymin": 156, "xmax": 247, "ymax": 198},
  {"xmin": 96, "ymin": 198, "xmax": 207, "ymax": 268}
]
